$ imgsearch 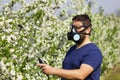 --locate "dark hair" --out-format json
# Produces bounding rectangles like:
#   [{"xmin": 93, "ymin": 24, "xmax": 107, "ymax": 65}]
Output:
[{"xmin": 72, "ymin": 14, "xmax": 92, "ymax": 27}]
